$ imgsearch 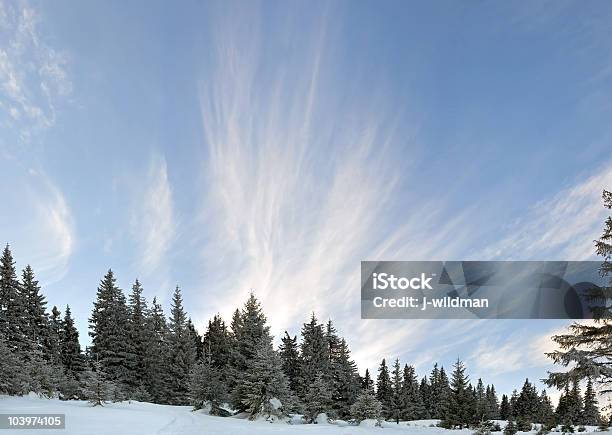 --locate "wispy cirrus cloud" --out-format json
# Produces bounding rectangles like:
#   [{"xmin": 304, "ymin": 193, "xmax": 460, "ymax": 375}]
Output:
[
  {"xmin": 195, "ymin": 2, "xmax": 481, "ymax": 370},
  {"xmin": 481, "ymin": 162, "xmax": 612, "ymax": 261},
  {"xmin": 0, "ymin": 167, "xmax": 75, "ymax": 285},
  {"xmin": 0, "ymin": 0, "xmax": 71, "ymax": 146},
  {"xmin": 130, "ymin": 154, "xmax": 176, "ymax": 289}
]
